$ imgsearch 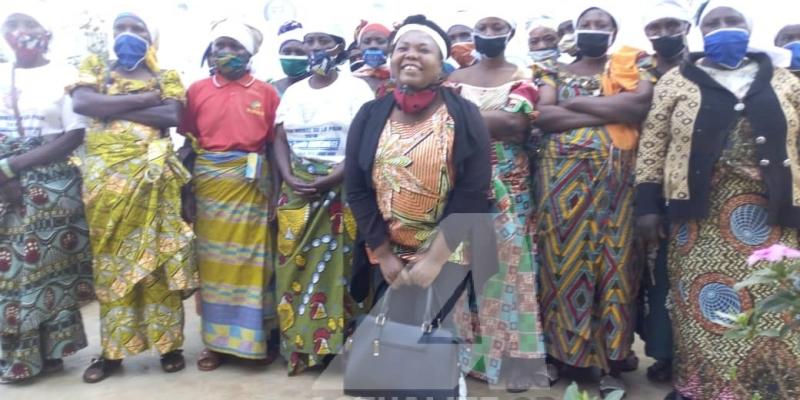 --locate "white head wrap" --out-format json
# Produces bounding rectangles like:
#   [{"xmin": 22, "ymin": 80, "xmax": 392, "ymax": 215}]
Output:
[
  {"xmin": 444, "ymin": 10, "xmax": 474, "ymax": 32},
  {"xmin": 574, "ymin": 5, "xmax": 619, "ymax": 31},
  {"xmin": 209, "ymin": 18, "xmax": 263, "ymax": 55},
  {"xmin": 698, "ymin": 0, "xmax": 791, "ymax": 67},
  {"xmin": 698, "ymin": 0, "xmax": 753, "ymax": 30},
  {"xmin": 473, "ymin": 7, "xmax": 518, "ymax": 31},
  {"xmin": 642, "ymin": 0, "xmax": 692, "ymax": 27},
  {"xmin": 526, "ymin": 16, "xmax": 560, "ymax": 35},
  {"xmin": 302, "ymin": 18, "xmax": 347, "ymax": 44},
  {"xmin": 392, "ymin": 24, "xmax": 449, "ymax": 59}
]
